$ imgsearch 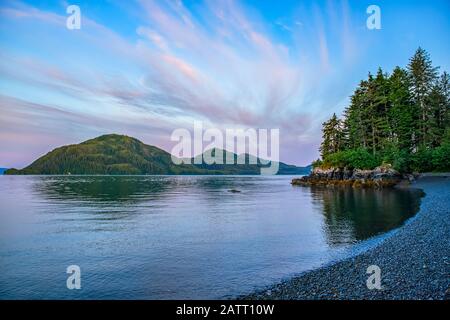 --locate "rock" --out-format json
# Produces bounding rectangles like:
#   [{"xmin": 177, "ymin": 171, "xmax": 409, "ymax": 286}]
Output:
[
  {"xmin": 403, "ymin": 174, "xmax": 416, "ymax": 182},
  {"xmin": 343, "ymin": 167, "xmax": 353, "ymax": 180},
  {"xmin": 292, "ymin": 165, "xmax": 404, "ymax": 188},
  {"xmin": 353, "ymin": 169, "xmax": 373, "ymax": 180}
]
